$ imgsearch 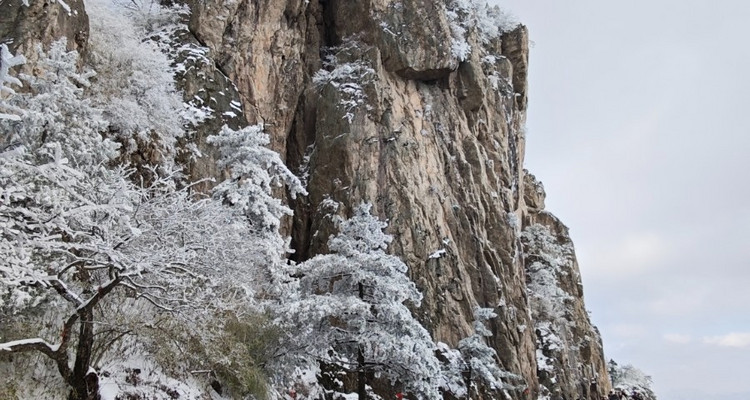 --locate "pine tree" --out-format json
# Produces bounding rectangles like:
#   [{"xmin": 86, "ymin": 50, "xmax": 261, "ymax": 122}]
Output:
[
  {"xmin": 457, "ymin": 308, "xmax": 520, "ymax": 395},
  {"xmin": 274, "ymin": 204, "xmax": 442, "ymax": 399}
]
